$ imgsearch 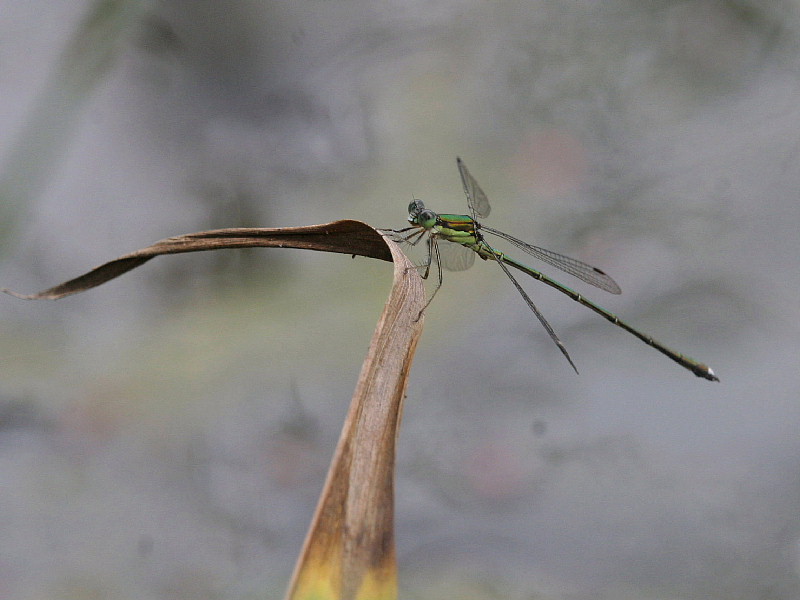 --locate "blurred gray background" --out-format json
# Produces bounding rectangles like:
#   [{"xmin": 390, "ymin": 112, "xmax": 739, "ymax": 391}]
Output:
[{"xmin": 1, "ymin": 1, "xmax": 799, "ymax": 598}]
